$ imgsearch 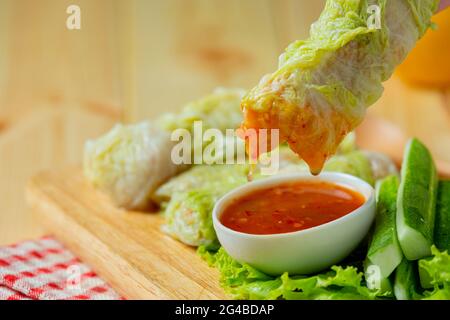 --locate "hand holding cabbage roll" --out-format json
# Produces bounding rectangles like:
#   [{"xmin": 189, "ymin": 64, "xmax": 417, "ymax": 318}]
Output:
[{"xmin": 241, "ymin": 0, "xmax": 439, "ymax": 174}]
